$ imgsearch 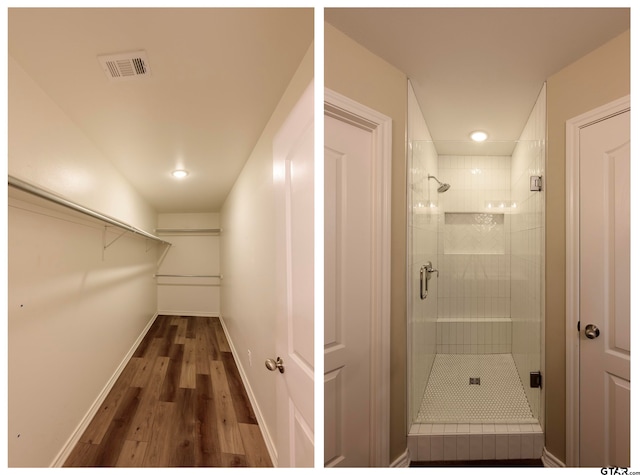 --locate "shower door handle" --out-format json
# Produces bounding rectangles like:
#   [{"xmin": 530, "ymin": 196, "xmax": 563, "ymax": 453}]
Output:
[
  {"xmin": 420, "ymin": 262, "xmax": 438, "ymax": 300},
  {"xmin": 425, "ymin": 261, "xmax": 439, "ymax": 280},
  {"xmin": 420, "ymin": 265, "xmax": 428, "ymax": 300}
]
